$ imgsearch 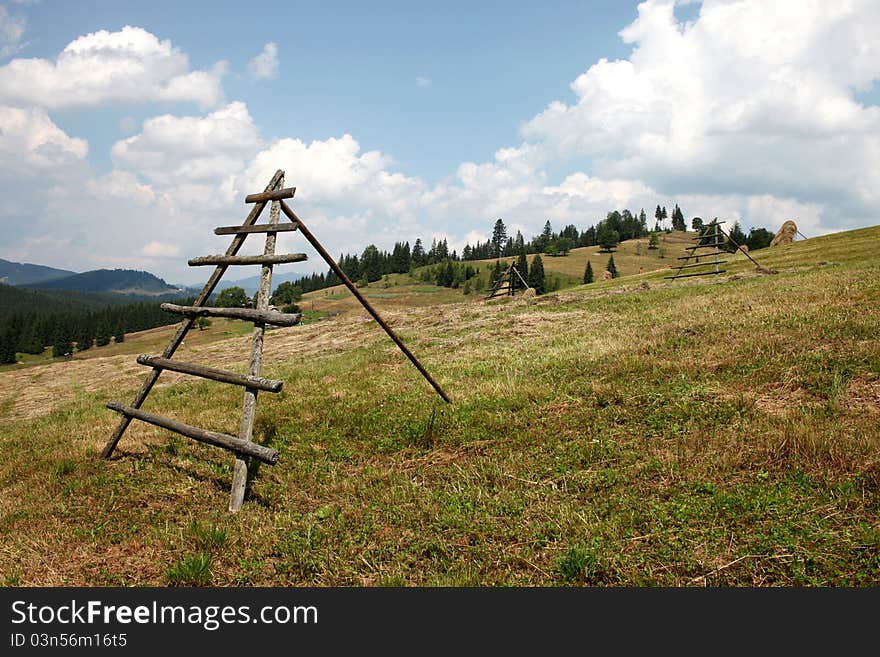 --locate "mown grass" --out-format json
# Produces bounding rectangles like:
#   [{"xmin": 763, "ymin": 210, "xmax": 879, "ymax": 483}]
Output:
[
  {"xmin": 0, "ymin": 226, "xmax": 877, "ymax": 586},
  {"xmin": 1, "ymin": 318, "xmax": 255, "ymax": 373}
]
